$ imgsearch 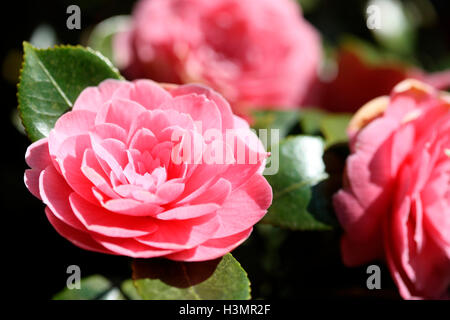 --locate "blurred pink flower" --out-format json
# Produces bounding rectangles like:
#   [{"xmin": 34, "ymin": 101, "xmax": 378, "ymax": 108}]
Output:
[
  {"xmin": 114, "ymin": 0, "xmax": 321, "ymax": 115},
  {"xmin": 334, "ymin": 79, "xmax": 450, "ymax": 299},
  {"xmin": 24, "ymin": 79, "xmax": 272, "ymax": 261}
]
